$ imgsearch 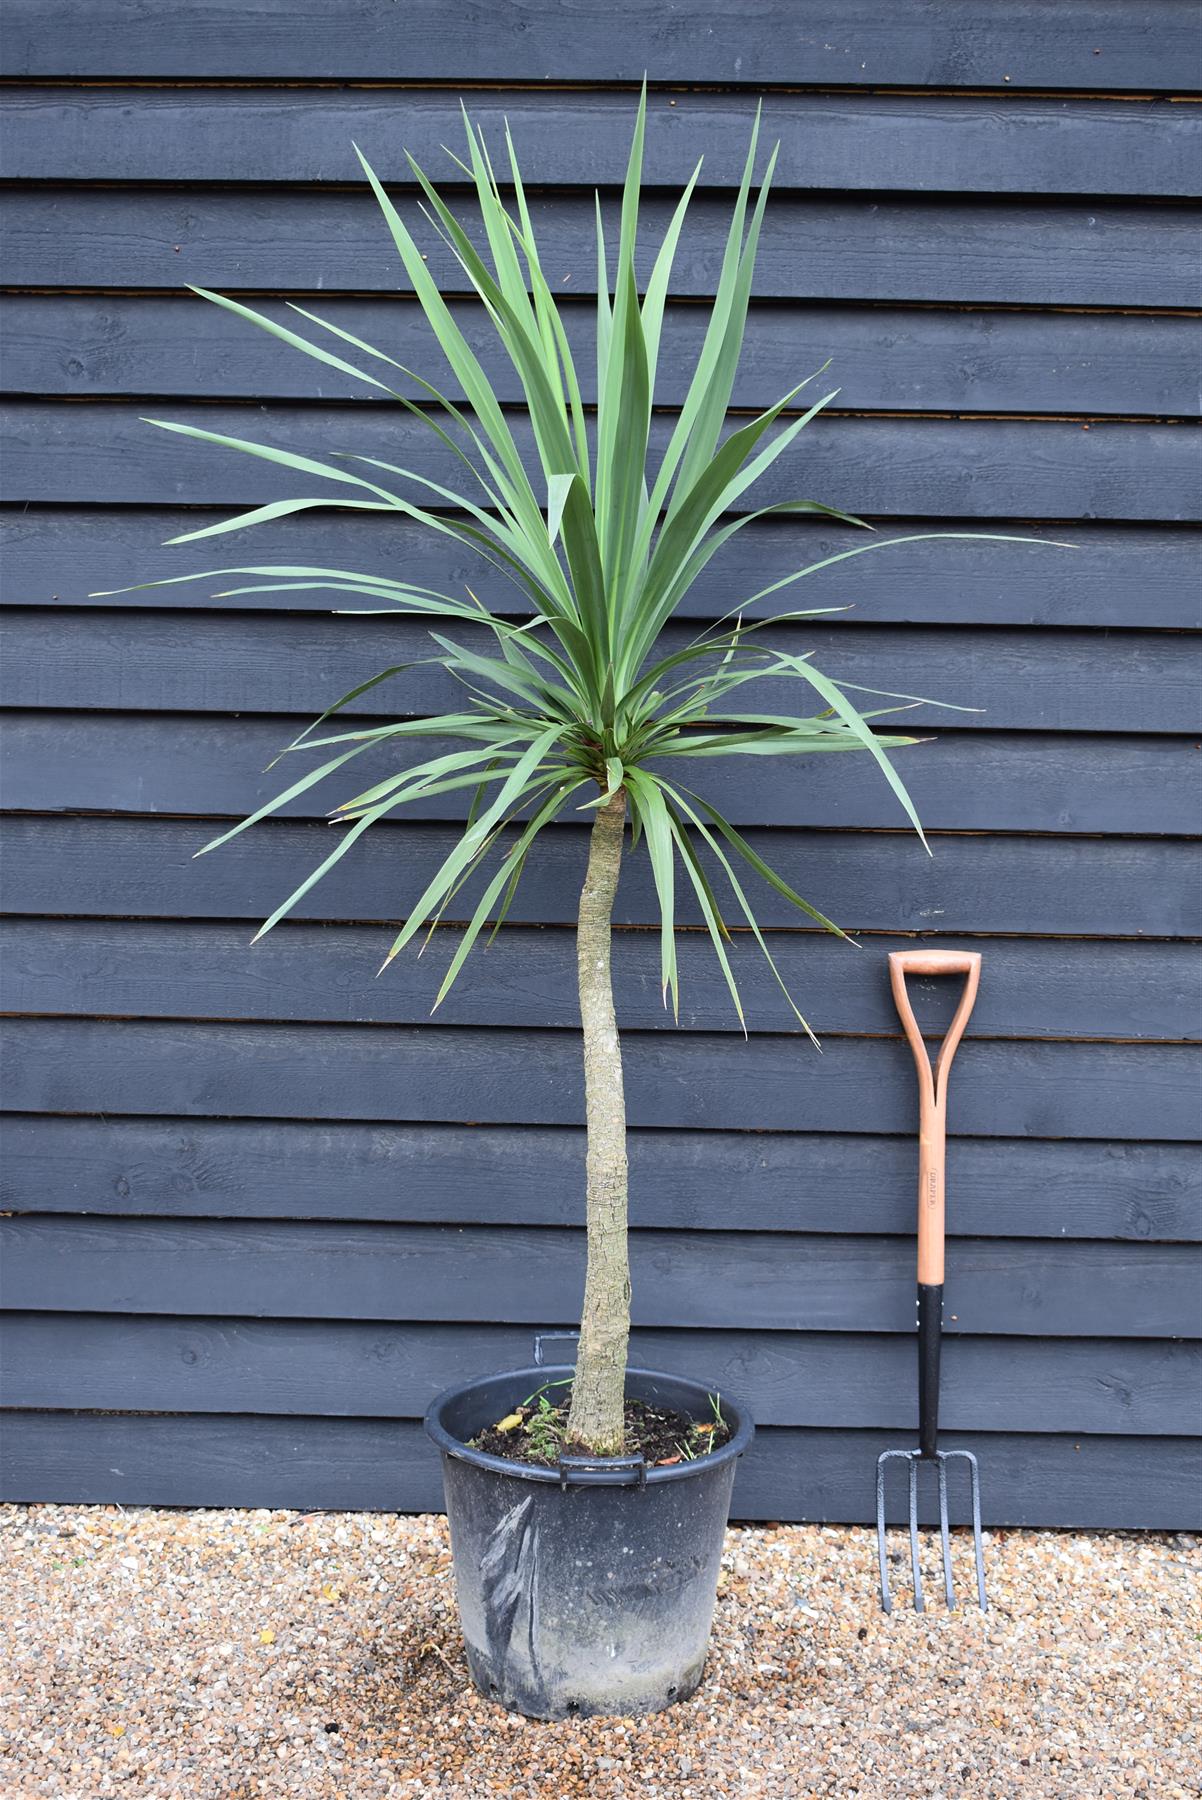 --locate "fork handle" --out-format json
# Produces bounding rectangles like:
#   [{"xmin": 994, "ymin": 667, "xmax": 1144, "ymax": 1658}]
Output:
[
  {"xmin": 889, "ymin": 950, "xmax": 982, "ymax": 1286},
  {"xmin": 890, "ymin": 950, "xmax": 982, "ymax": 1456},
  {"xmin": 916, "ymin": 1284, "xmax": 943, "ymax": 1457}
]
